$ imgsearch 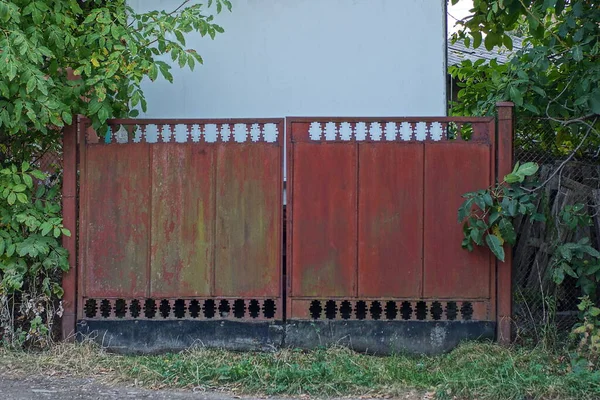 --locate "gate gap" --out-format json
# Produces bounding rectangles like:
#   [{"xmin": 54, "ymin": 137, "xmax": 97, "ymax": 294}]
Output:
[
  {"xmin": 84, "ymin": 299, "xmax": 97, "ymax": 318},
  {"xmin": 188, "ymin": 300, "xmax": 201, "ymax": 318},
  {"xmin": 369, "ymin": 301, "xmax": 382, "ymax": 320},
  {"xmin": 203, "ymin": 299, "xmax": 216, "ymax": 318},
  {"xmin": 233, "ymin": 299, "xmax": 246, "ymax": 318},
  {"xmin": 384, "ymin": 301, "xmax": 398, "ymax": 320},
  {"xmin": 114, "ymin": 299, "xmax": 127, "ymax": 318},
  {"xmin": 309, "ymin": 300, "xmax": 322, "ymax": 319},
  {"xmin": 431, "ymin": 301, "xmax": 443, "ymax": 320},
  {"xmin": 324, "ymin": 300, "xmax": 337, "ymax": 319},
  {"xmin": 400, "ymin": 301, "xmax": 413, "ymax": 320},
  {"xmin": 129, "ymin": 299, "xmax": 141, "ymax": 318},
  {"xmin": 263, "ymin": 299, "xmax": 276, "ymax": 319},
  {"xmin": 218, "ymin": 300, "xmax": 231, "ymax": 318},
  {"xmin": 460, "ymin": 302, "xmax": 474, "ymax": 320},
  {"xmin": 355, "ymin": 301, "xmax": 367, "ymax": 320},
  {"xmin": 248, "ymin": 299, "xmax": 260, "ymax": 318},
  {"xmin": 144, "ymin": 299, "xmax": 157, "ymax": 319},
  {"xmin": 174, "ymin": 299, "xmax": 186, "ymax": 318},
  {"xmin": 416, "ymin": 301, "xmax": 428, "ymax": 320},
  {"xmin": 445, "ymin": 301, "xmax": 458, "ymax": 320},
  {"xmin": 340, "ymin": 301, "xmax": 352, "ymax": 320},
  {"xmin": 100, "ymin": 299, "xmax": 111, "ymax": 318},
  {"xmin": 159, "ymin": 300, "xmax": 171, "ymax": 318}
]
